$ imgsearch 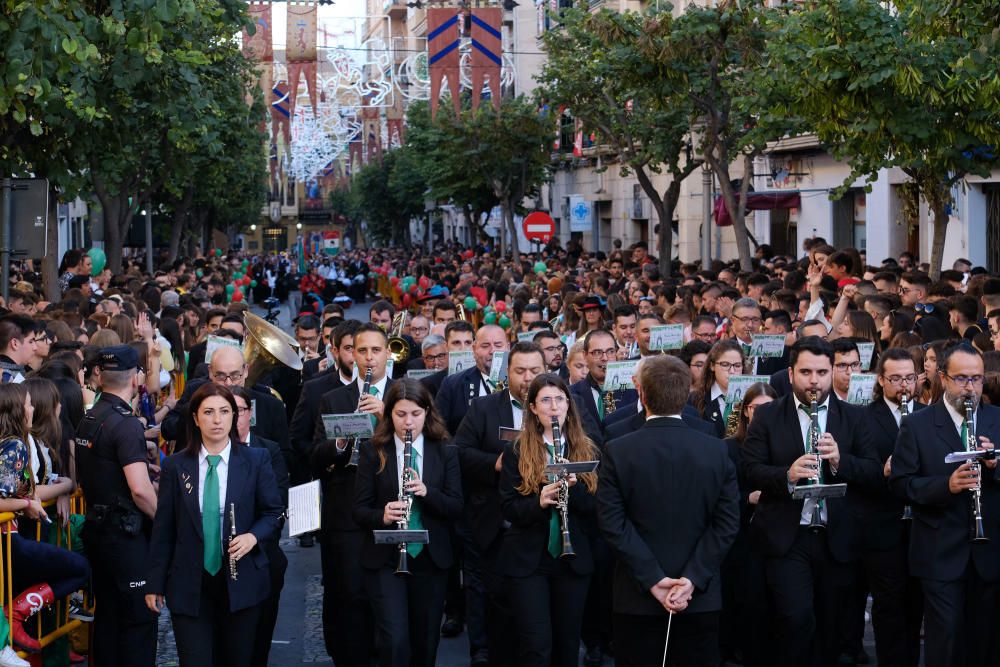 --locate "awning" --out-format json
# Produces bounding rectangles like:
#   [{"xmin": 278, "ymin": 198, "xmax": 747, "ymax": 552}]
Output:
[{"xmin": 714, "ymin": 192, "xmax": 801, "ymax": 226}]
